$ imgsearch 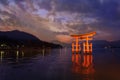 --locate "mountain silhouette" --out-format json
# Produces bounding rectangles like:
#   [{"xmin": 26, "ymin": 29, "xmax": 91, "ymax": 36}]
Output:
[
  {"xmin": 110, "ymin": 40, "xmax": 120, "ymax": 48},
  {"xmin": 0, "ymin": 30, "xmax": 61, "ymax": 49},
  {"xmin": 0, "ymin": 30, "xmax": 40, "ymax": 41}
]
